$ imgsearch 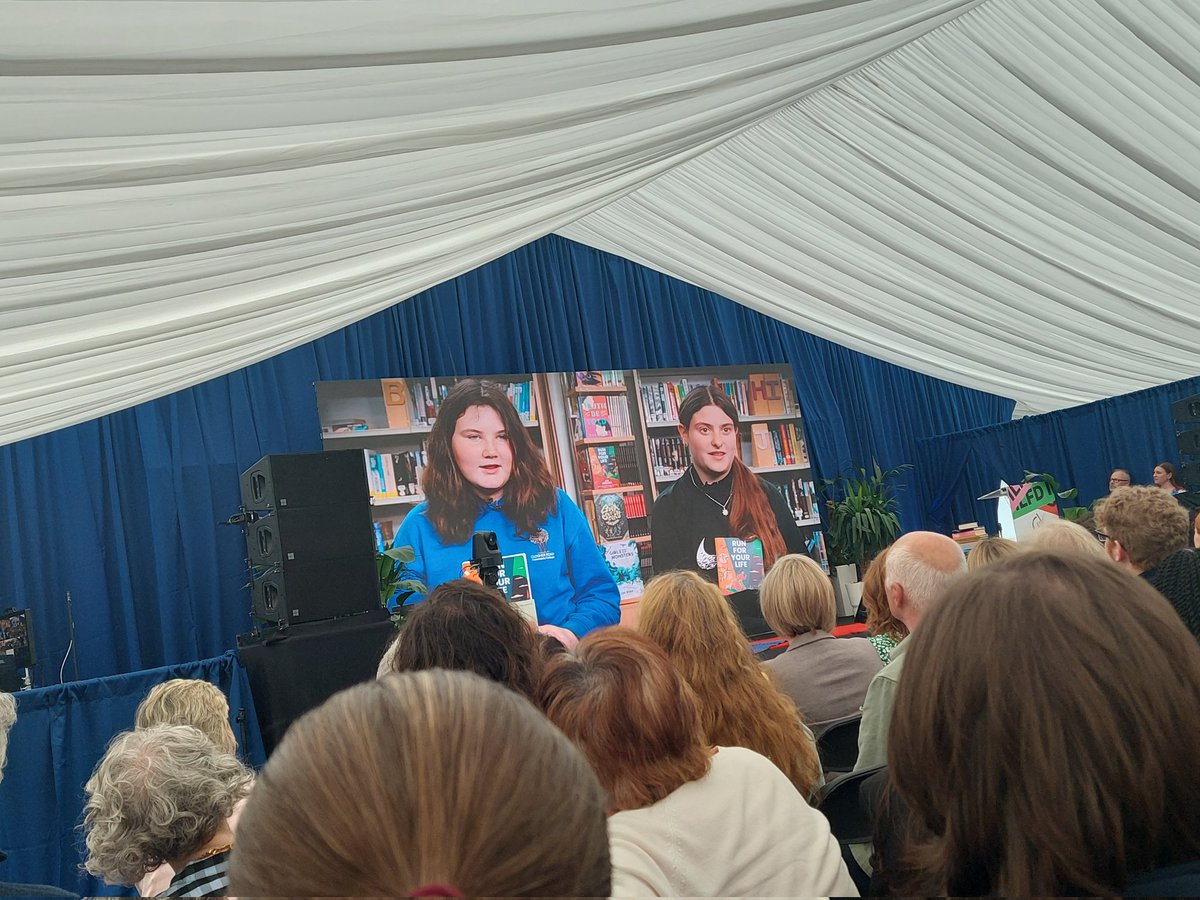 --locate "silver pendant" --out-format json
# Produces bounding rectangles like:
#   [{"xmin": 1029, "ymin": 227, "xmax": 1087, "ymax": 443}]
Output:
[{"xmin": 722, "ymin": 508, "xmax": 729, "ymax": 516}]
